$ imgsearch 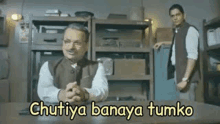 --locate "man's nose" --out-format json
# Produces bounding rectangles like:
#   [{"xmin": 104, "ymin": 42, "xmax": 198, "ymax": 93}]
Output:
[{"xmin": 69, "ymin": 42, "xmax": 76, "ymax": 50}]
